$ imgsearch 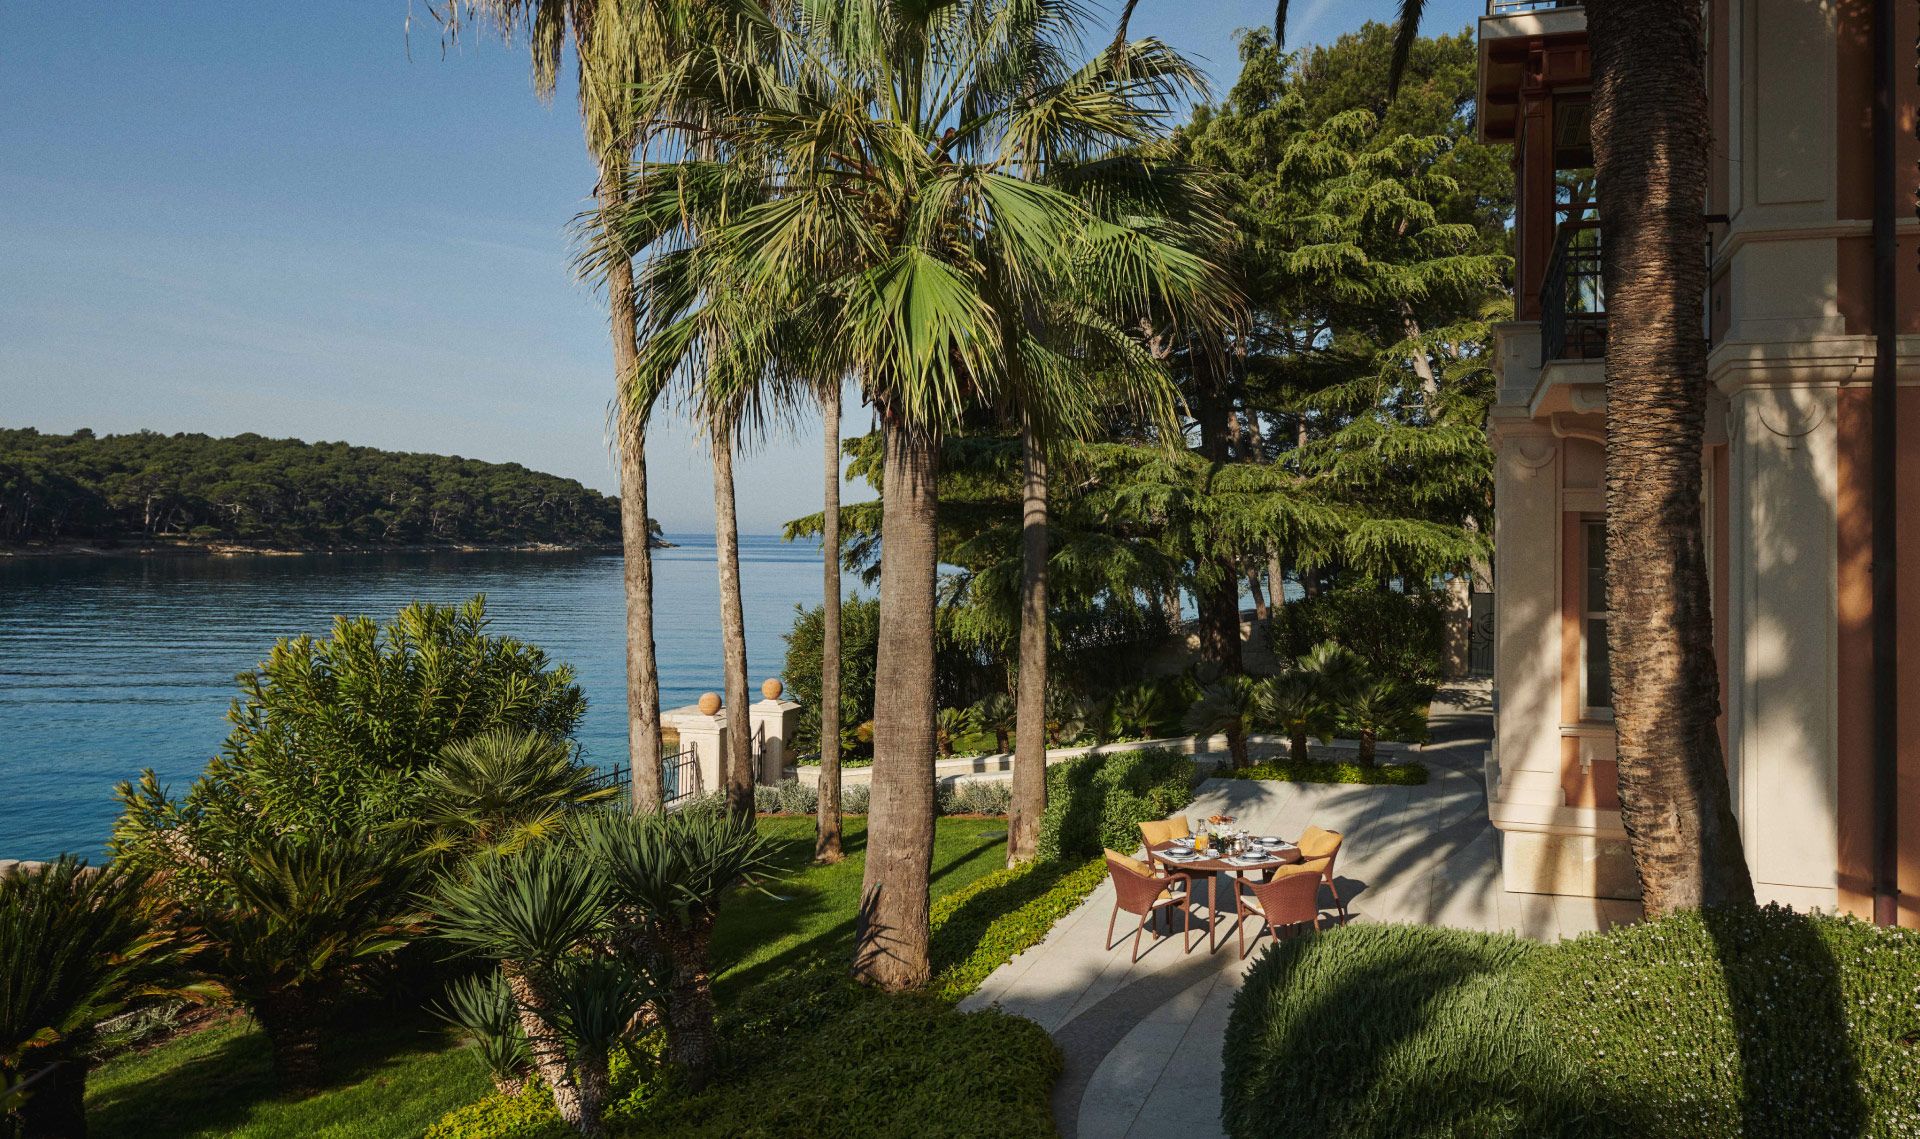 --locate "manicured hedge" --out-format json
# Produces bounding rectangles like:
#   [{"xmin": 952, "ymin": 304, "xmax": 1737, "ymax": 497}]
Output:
[
  {"xmin": 1036, "ymin": 747, "xmax": 1196, "ymax": 861},
  {"xmin": 1230, "ymin": 758, "xmax": 1429, "ymax": 786},
  {"xmin": 1222, "ymin": 907, "xmax": 1920, "ymax": 1138}
]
